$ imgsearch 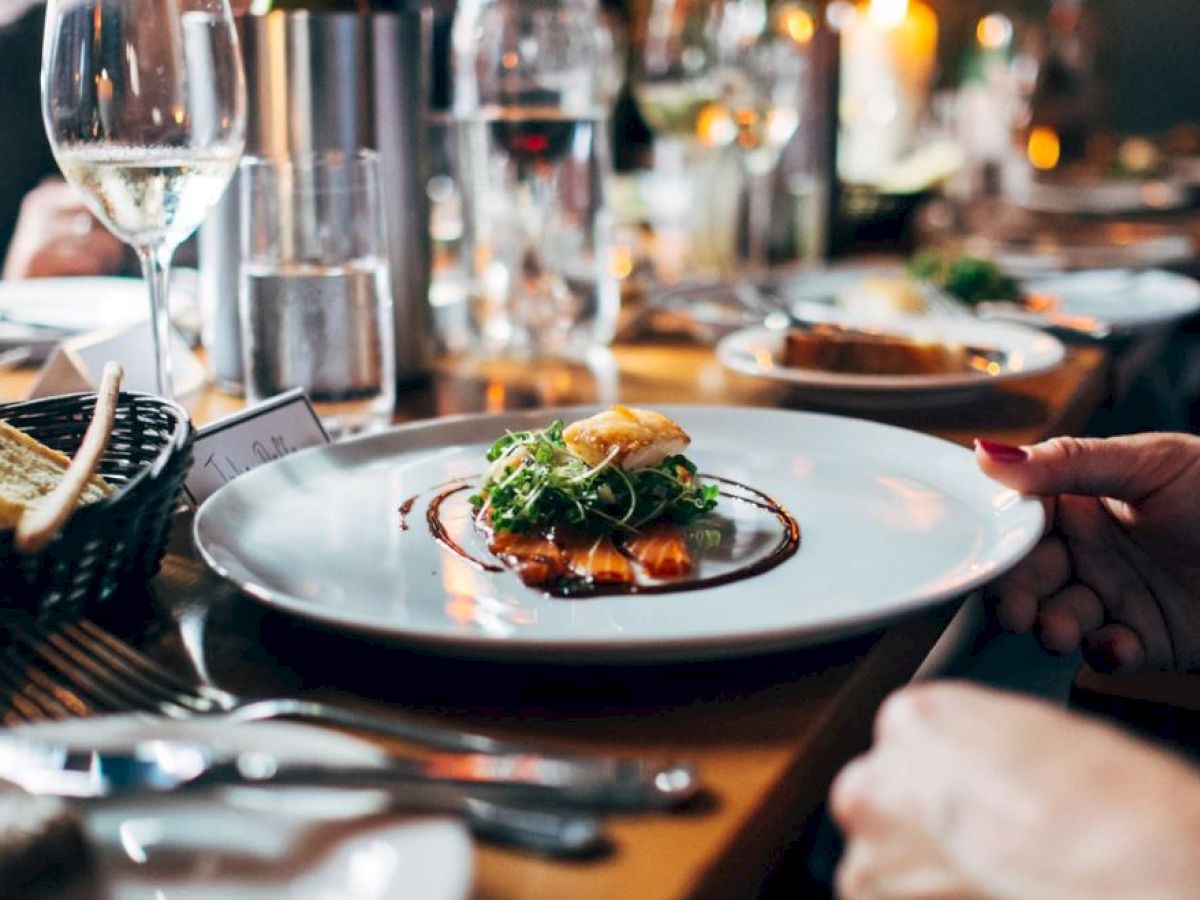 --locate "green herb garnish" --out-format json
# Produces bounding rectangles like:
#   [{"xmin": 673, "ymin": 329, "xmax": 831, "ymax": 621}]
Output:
[
  {"xmin": 908, "ymin": 252, "xmax": 1022, "ymax": 306},
  {"xmin": 470, "ymin": 420, "xmax": 719, "ymax": 535}
]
